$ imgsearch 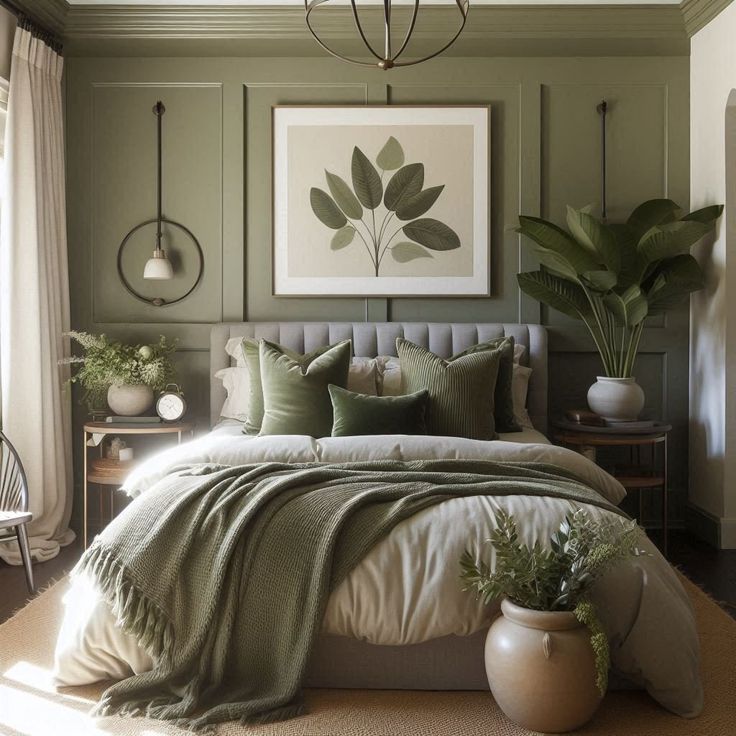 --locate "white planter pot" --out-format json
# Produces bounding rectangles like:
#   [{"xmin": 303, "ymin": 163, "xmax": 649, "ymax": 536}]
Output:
[
  {"xmin": 107, "ymin": 384, "xmax": 154, "ymax": 417},
  {"xmin": 587, "ymin": 377, "xmax": 645, "ymax": 422}
]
